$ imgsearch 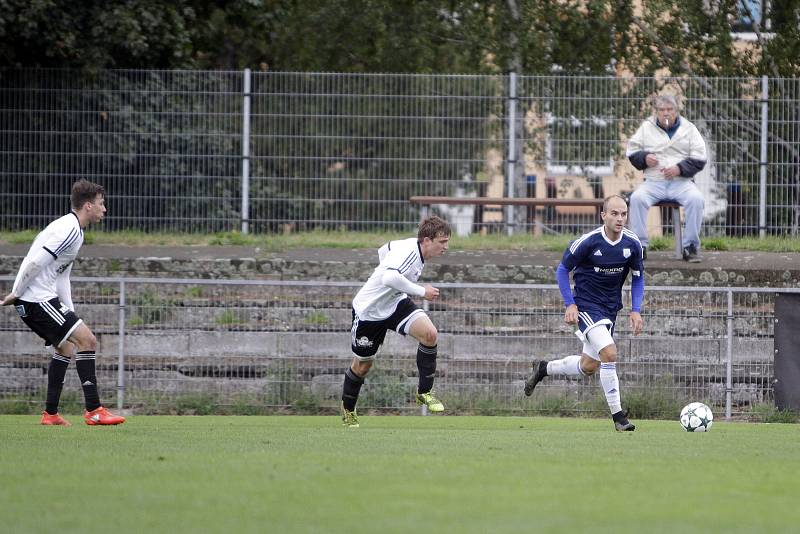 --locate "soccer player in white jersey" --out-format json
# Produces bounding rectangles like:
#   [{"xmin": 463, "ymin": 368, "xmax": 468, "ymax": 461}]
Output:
[
  {"xmin": 340, "ymin": 216, "xmax": 451, "ymax": 427},
  {"xmin": 524, "ymin": 195, "xmax": 644, "ymax": 431},
  {"xmin": 1, "ymin": 180, "xmax": 126, "ymax": 426}
]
